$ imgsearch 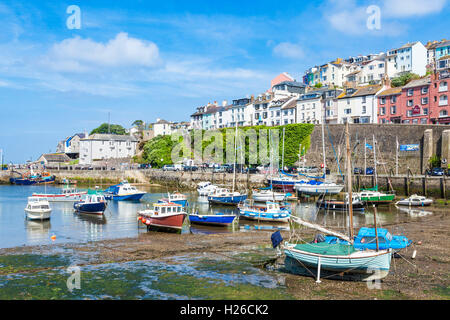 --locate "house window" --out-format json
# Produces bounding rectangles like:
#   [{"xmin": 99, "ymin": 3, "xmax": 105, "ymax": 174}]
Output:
[
  {"xmin": 440, "ymin": 95, "xmax": 448, "ymax": 106},
  {"xmin": 403, "ymin": 120, "xmax": 410, "ymax": 124},
  {"xmin": 380, "ymin": 97, "xmax": 386, "ymax": 104},
  {"xmin": 440, "ymin": 82, "xmax": 448, "ymax": 92},
  {"xmin": 439, "ymin": 110, "xmax": 448, "ymax": 117},
  {"xmin": 422, "ymin": 97, "xmax": 428, "ymax": 105},
  {"xmin": 380, "ymin": 107, "xmax": 385, "ymax": 115},
  {"xmin": 362, "ymin": 106, "xmax": 366, "ymax": 114},
  {"xmin": 344, "ymin": 108, "xmax": 351, "ymax": 114},
  {"xmin": 420, "ymin": 118, "xmax": 427, "ymax": 124},
  {"xmin": 390, "ymin": 106, "xmax": 396, "ymax": 114},
  {"xmin": 407, "ymin": 110, "xmax": 413, "ymax": 117},
  {"xmin": 391, "ymin": 96, "xmax": 397, "ymax": 103},
  {"xmin": 422, "ymin": 87, "xmax": 428, "ymax": 94},
  {"xmin": 407, "ymin": 100, "xmax": 413, "ymax": 107},
  {"xmin": 407, "ymin": 89, "xmax": 414, "ymax": 96}
]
